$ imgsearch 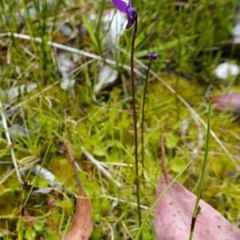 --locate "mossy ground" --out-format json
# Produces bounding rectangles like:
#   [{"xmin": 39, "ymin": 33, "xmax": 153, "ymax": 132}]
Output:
[{"xmin": 0, "ymin": 0, "xmax": 240, "ymax": 239}]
